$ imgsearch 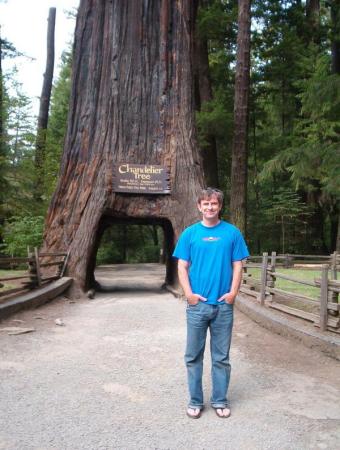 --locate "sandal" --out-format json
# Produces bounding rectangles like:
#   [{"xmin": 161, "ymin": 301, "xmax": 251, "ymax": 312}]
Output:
[
  {"xmin": 215, "ymin": 407, "xmax": 231, "ymax": 418},
  {"xmin": 186, "ymin": 407, "xmax": 202, "ymax": 419}
]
